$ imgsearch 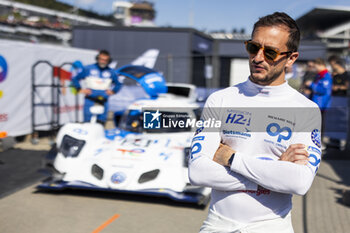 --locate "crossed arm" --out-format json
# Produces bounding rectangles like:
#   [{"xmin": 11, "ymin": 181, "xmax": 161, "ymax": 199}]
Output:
[
  {"xmin": 188, "ymin": 132, "xmax": 318, "ymax": 195},
  {"xmin": 212, "ymin": 143, "xmax": 316, "ymax": 195},
  {"xmin": 188, "ymin": 96, "xmax": 322, "ymax": 196}
]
